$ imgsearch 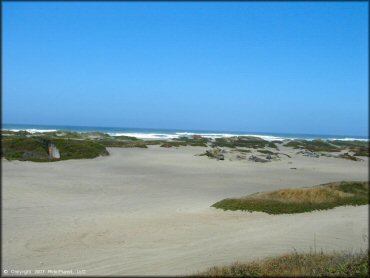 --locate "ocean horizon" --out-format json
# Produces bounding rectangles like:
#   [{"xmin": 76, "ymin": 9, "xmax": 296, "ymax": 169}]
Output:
[{"xmin": 2, "ymin": 123, "xmax": 368, "ymax": 141}]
